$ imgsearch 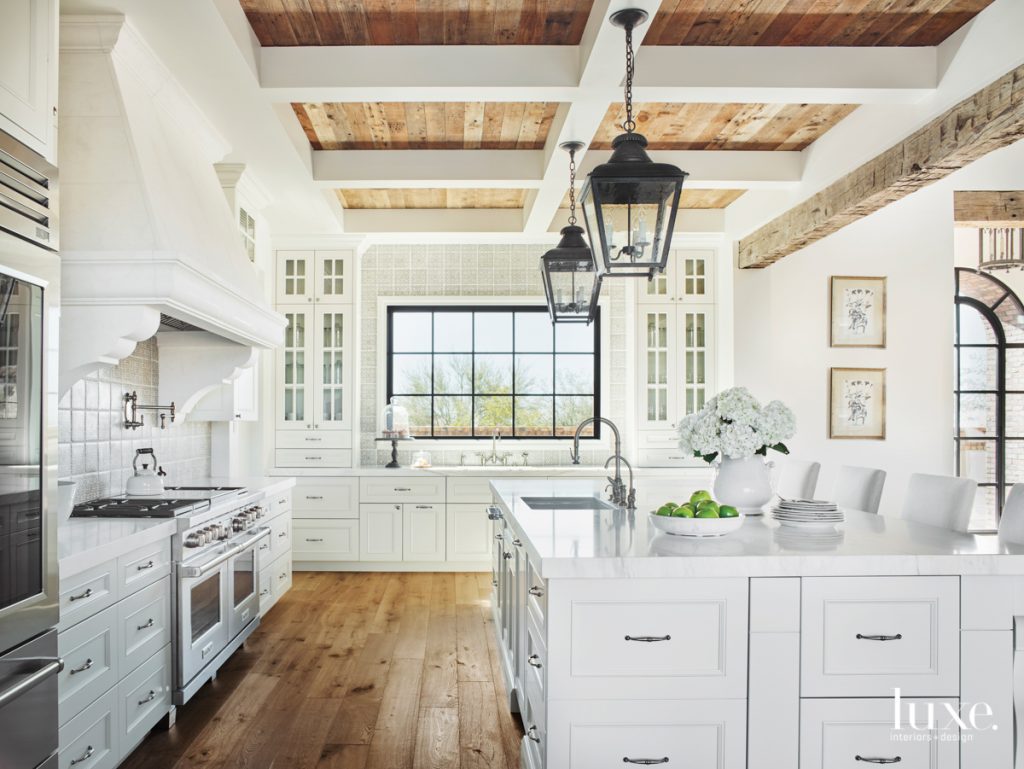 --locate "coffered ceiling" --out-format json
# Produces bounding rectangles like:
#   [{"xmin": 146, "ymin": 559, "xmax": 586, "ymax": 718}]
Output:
[
  {"xmin": 559, "ymin": 188, "xmax": 747, "ymax": 210},
  {"xmin": 337, "ymin": 189, "xmax": 528, "ymax": 209},
  {"xmin": 644, "ymin": 0, "xmax": 996, "ymax": 47},
  {"xmin": 592, "ymin": 103, "xmax": 859, "ymax": 152},
  {"xmin": 239, "ymin": 0, "xmax": 595, "ymax": 46},
  {"xmin": 293, "ymin": 102, "xmax": 559, "ymax": 150}
]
